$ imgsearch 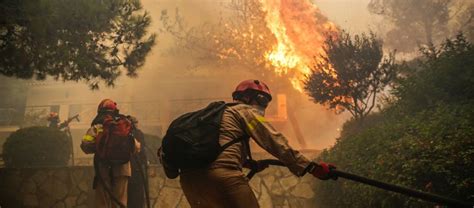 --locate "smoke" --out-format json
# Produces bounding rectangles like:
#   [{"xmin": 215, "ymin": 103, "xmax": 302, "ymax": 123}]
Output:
[{"xmin": 14, "ymin": 0, "xmax": 380, "ymax": 151}]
